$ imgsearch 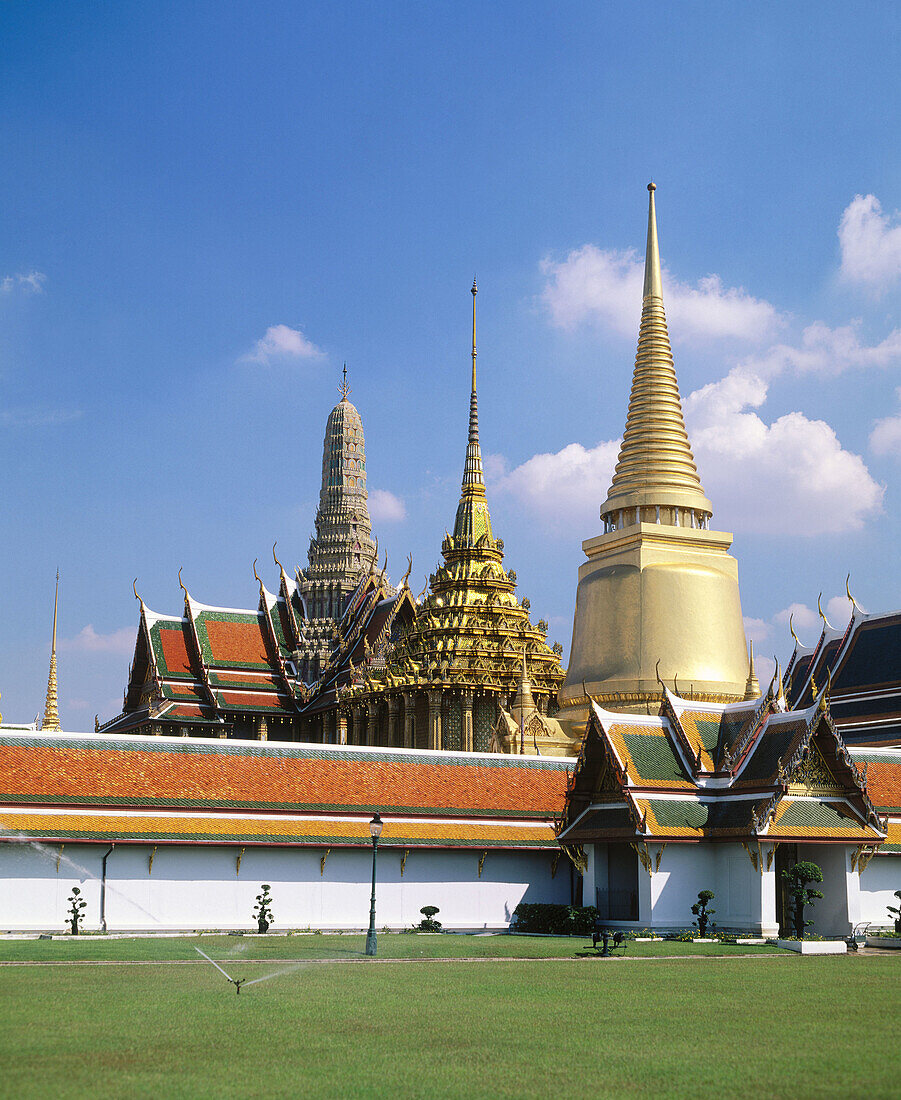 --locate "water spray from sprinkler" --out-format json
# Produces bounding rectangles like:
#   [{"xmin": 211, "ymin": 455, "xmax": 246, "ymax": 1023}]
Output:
[{"xmin": 195, "ymin": 947, "xmax": 247, "ymax": 995}]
